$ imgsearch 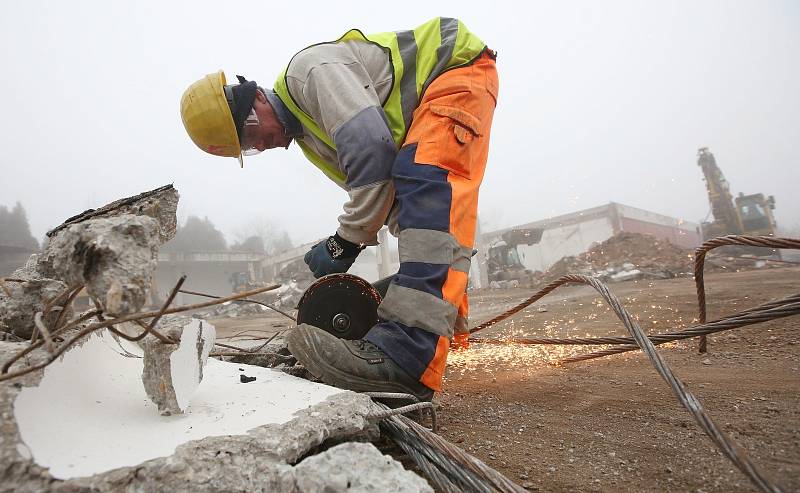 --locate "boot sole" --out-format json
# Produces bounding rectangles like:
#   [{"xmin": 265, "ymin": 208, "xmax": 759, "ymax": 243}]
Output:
[{"xmin": 287, "ymin": 330, "xmax": 432, "ymax": 402}]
